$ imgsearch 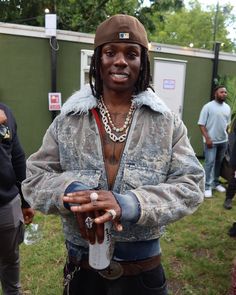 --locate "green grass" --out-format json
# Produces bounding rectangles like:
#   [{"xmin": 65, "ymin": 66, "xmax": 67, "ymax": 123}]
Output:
[
  {"xmin": 19, "ymin": 214, "xmax": 65, "ymax": 295},
  {"xmin": 3, "ymin": 188, "xmax": 235, "ymax": 295},
  {"xmin": 162, "ymin": 188, "xmax": 236, "ymax": 295}
]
